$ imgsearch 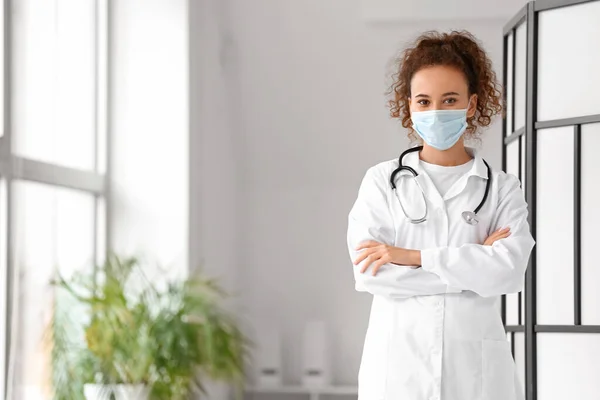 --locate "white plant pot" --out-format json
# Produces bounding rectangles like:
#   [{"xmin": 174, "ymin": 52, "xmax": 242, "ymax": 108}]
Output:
[{"xmin": 83, "ymin": 384, "xmax": 150, "ymax": 400}]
